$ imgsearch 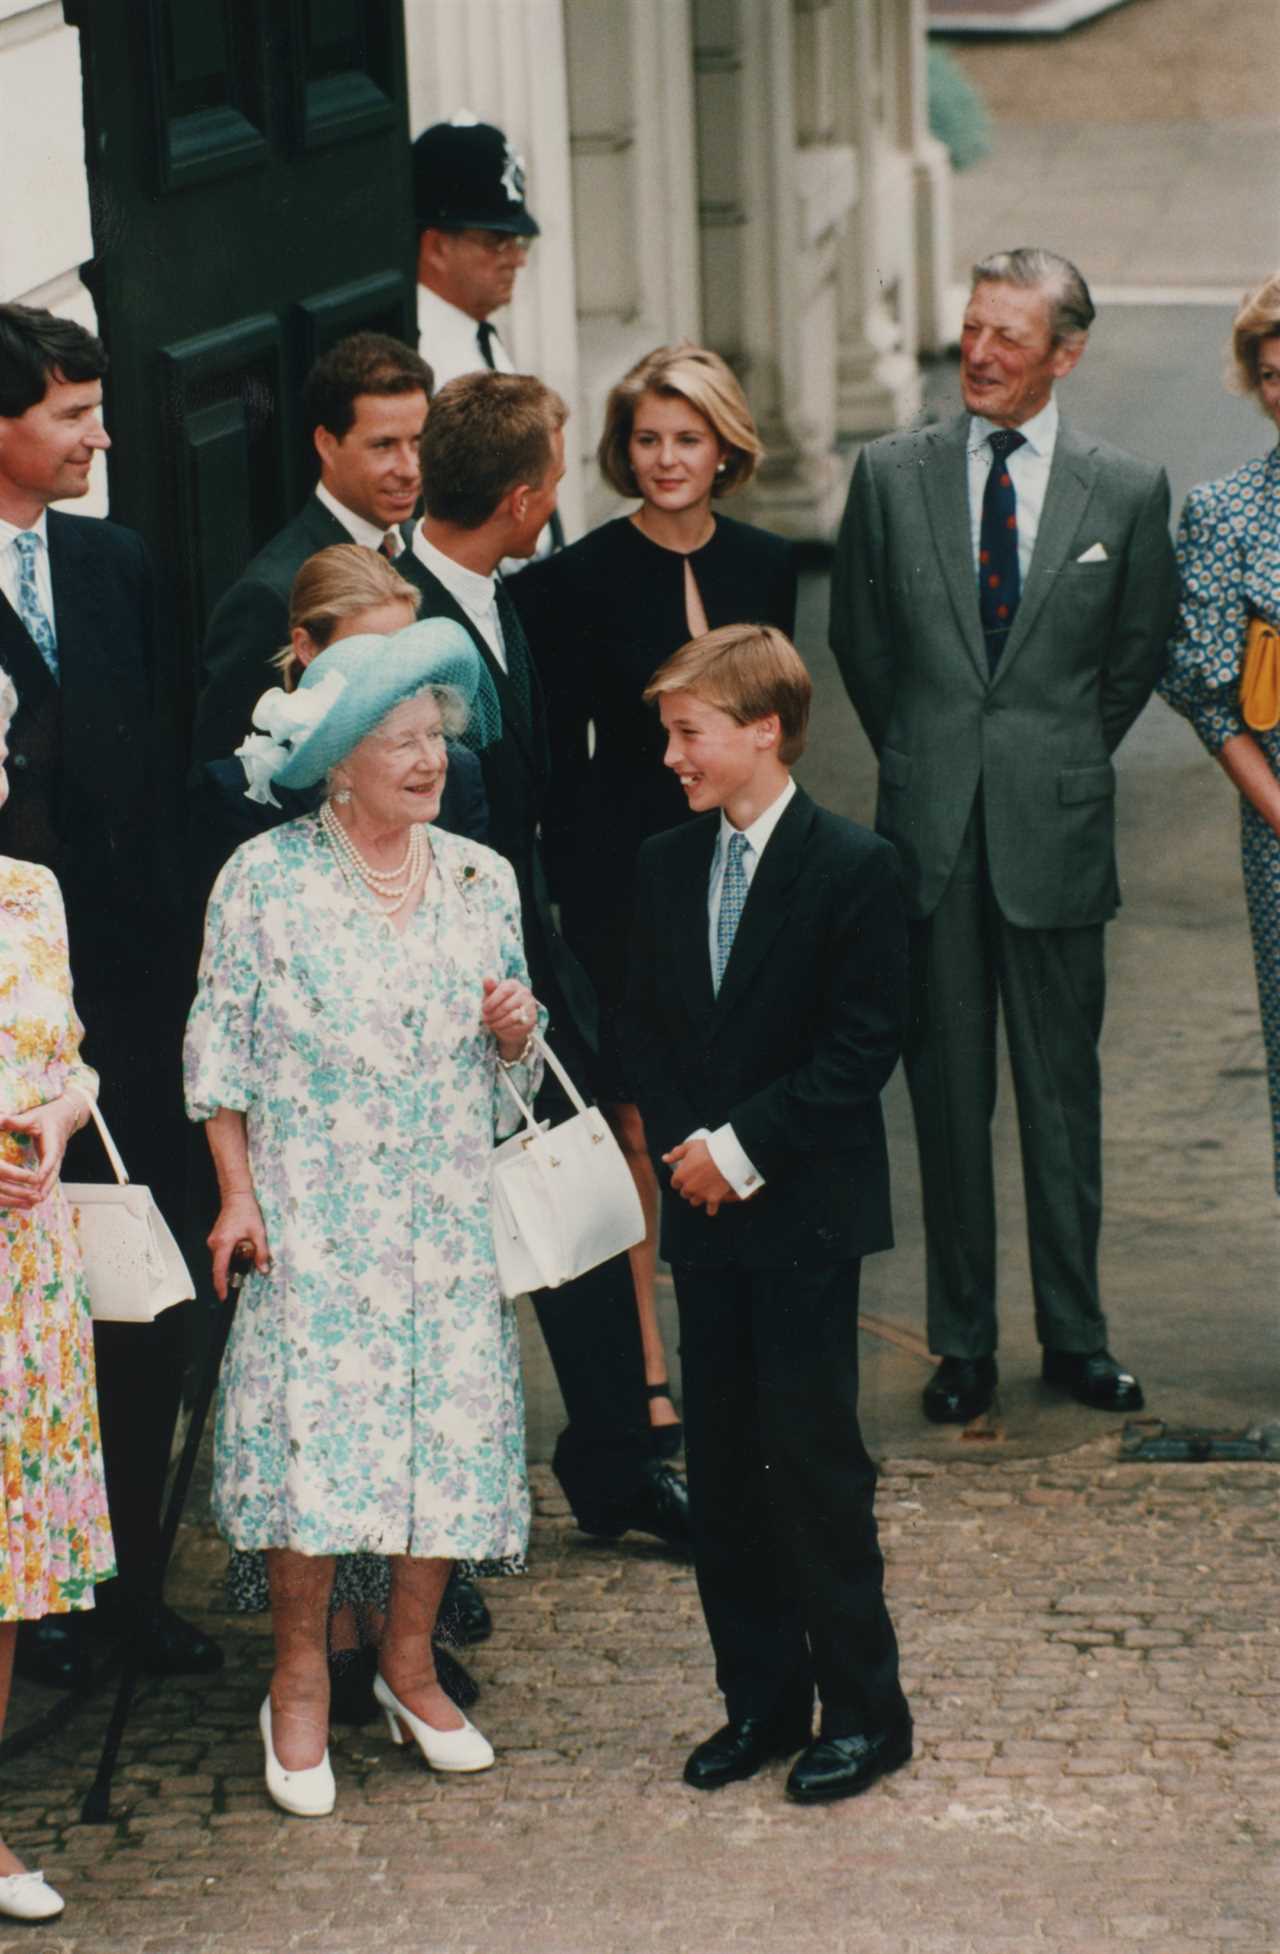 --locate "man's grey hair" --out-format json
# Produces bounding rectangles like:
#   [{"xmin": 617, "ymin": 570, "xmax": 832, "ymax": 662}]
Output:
[
  {"xmin": 971, "ymin": 248, "xmax": 1096, "ymax": 343},
  {"xmin": 0, "ymin": 669, "xmax": 16, "ymax": 732}
]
